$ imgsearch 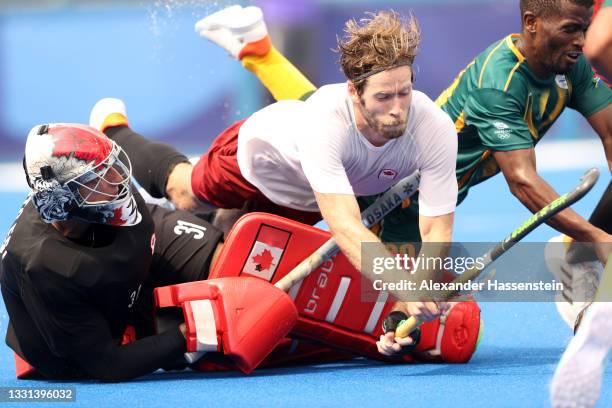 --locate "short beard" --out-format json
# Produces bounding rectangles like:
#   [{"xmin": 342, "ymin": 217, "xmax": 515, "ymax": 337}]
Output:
[
  {"xmin": 552, "ymin": 62, "xmax": 573, "ymax": 75},
  {"xmin": 359, "ymin": 98, "xmax": 407, "ymax": 139}
]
